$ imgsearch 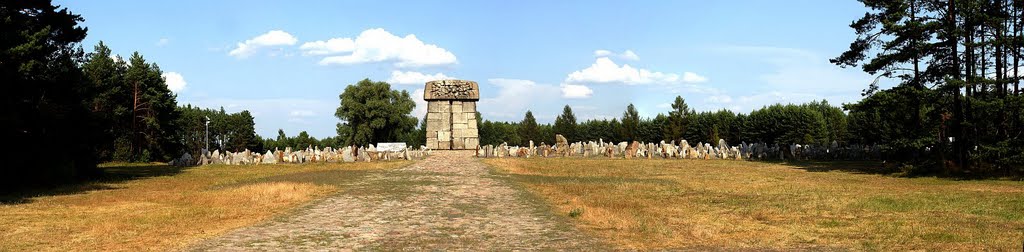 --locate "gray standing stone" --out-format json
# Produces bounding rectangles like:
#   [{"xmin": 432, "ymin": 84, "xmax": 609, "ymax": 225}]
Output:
[
  {"xmin": 357, "ymin": 147, "xmax": 369, "ymax": 162},
  {"xmin": 262, "ymin": 151, "xmax": 277, "ymax": 164}
]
